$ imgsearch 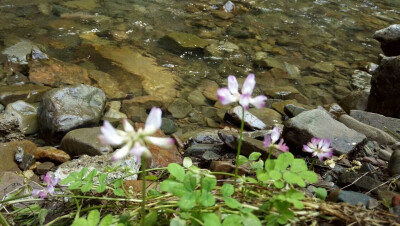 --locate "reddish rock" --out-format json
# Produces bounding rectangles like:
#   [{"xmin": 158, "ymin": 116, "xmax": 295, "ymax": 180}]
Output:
[
  {"xmin": 29, "ymin": 58, "xmax": 91, "ymax": 87},
  {"xmin": 0, "ymin": 140, "xmax": 37, "ymax": 172},
  {"xmin": 35, "ymin": 146, "xmax": 71, "ymax": 163}
]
